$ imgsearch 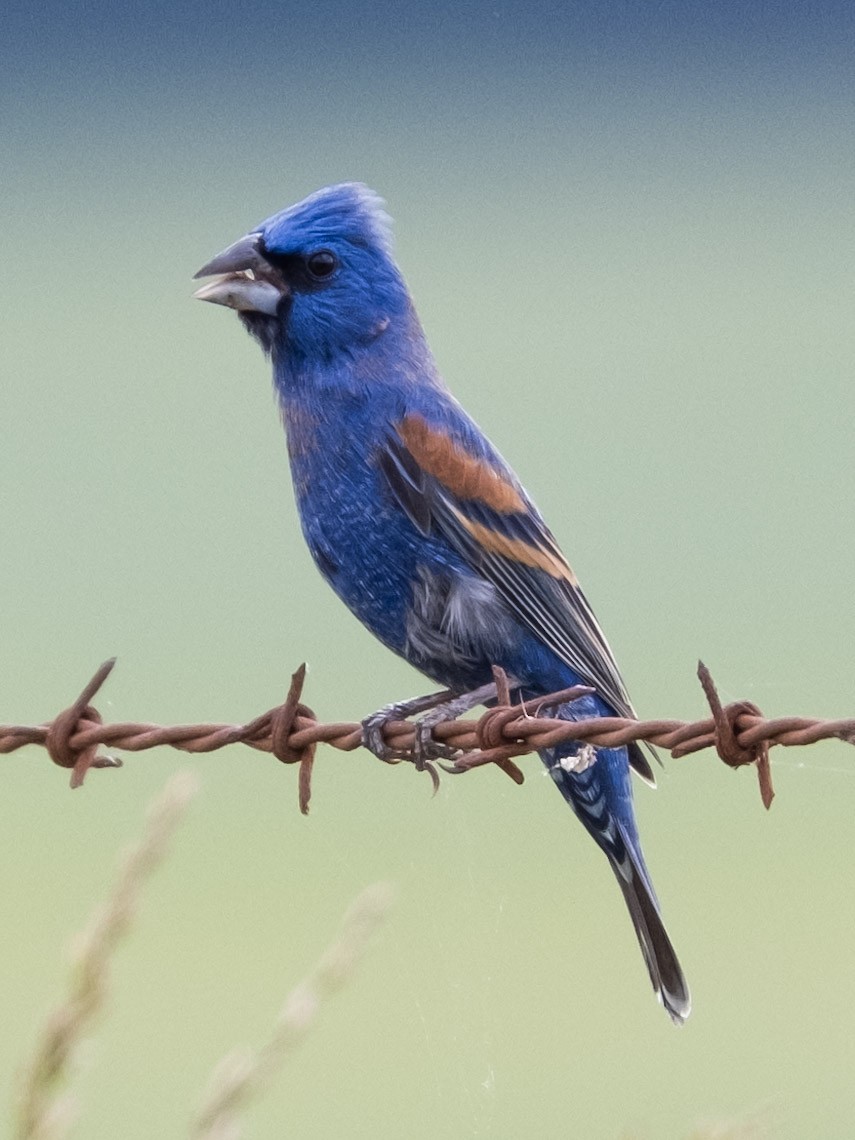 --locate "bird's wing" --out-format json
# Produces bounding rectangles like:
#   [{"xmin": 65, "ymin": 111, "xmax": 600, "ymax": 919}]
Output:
[{"xmin": 378, "ymin": 414, "xmax": 649, "ymax": 770}]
